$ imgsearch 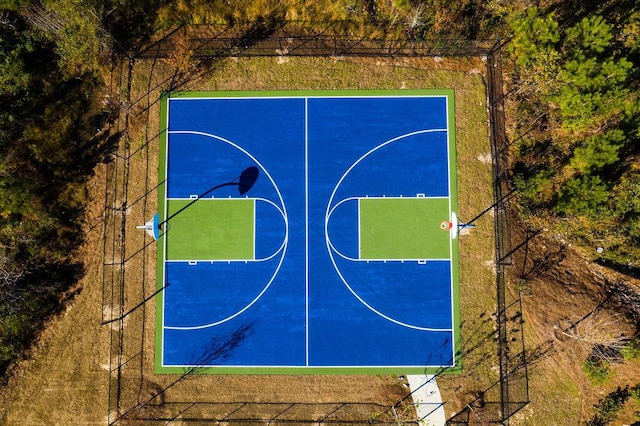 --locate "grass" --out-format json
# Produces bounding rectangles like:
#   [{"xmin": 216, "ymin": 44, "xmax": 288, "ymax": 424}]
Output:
[
  {"xmin": 0, "ymin": 54, "xmax": 496, "ymax": 424},
  {"xmin": 434, "ymin": 60, "xmax": 500, "ymax": 415},
  {"xmin": 511, "ymin": 359, "xmax": 583, "ymax": 425},
  {"xmin": 583, "ymin": 359, "xmax": 614, "ymax": 385}
]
